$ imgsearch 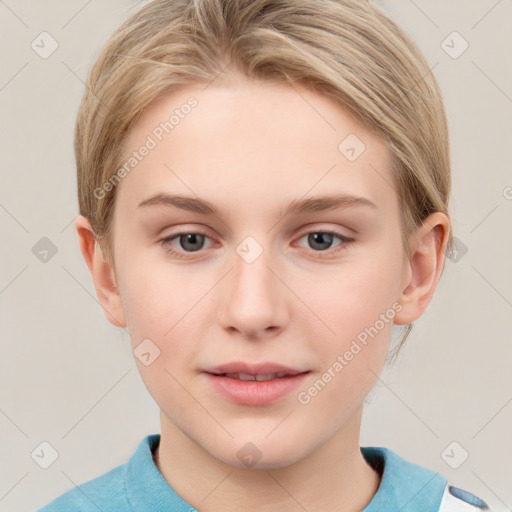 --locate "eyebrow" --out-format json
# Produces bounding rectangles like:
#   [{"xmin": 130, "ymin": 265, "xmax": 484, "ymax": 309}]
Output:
[{"xmin": 137, "ymin": 193, "xmax": 377, "ymax": 217}]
